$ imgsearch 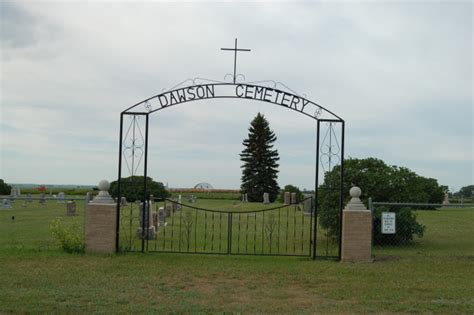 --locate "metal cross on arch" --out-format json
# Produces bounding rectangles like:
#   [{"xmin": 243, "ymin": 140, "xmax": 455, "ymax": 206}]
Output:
[{"xmin": 221, "ymin": 38, "xmax": 251, "ymax": 84}]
